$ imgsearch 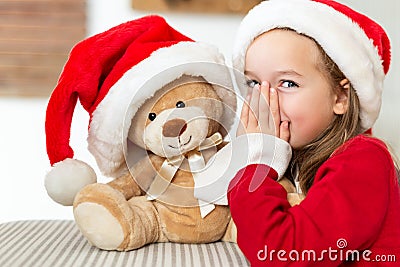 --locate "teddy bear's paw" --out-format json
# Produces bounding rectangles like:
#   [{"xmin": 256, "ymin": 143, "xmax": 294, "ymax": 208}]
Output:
[
  {"xmin": 74, "ymin": 202, "xmax": 125, "ymax": 250},
  {"xmin": 287, "ymin": 192, "xmax": 305, "ymax": 206},
  {"xmin": 221, "ymin": 218, "xmax": 237, "ymax": 243},
  {"xmin": 73, "ymin": 184, "xmax": 133, "ymax": 250}
]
